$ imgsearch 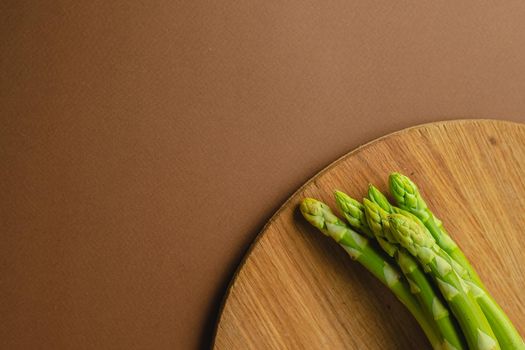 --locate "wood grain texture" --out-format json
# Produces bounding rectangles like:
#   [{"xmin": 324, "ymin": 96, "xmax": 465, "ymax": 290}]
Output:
[{"xmin": 213, "ymin": 120, "xmax": 525, "ymax": 349}]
